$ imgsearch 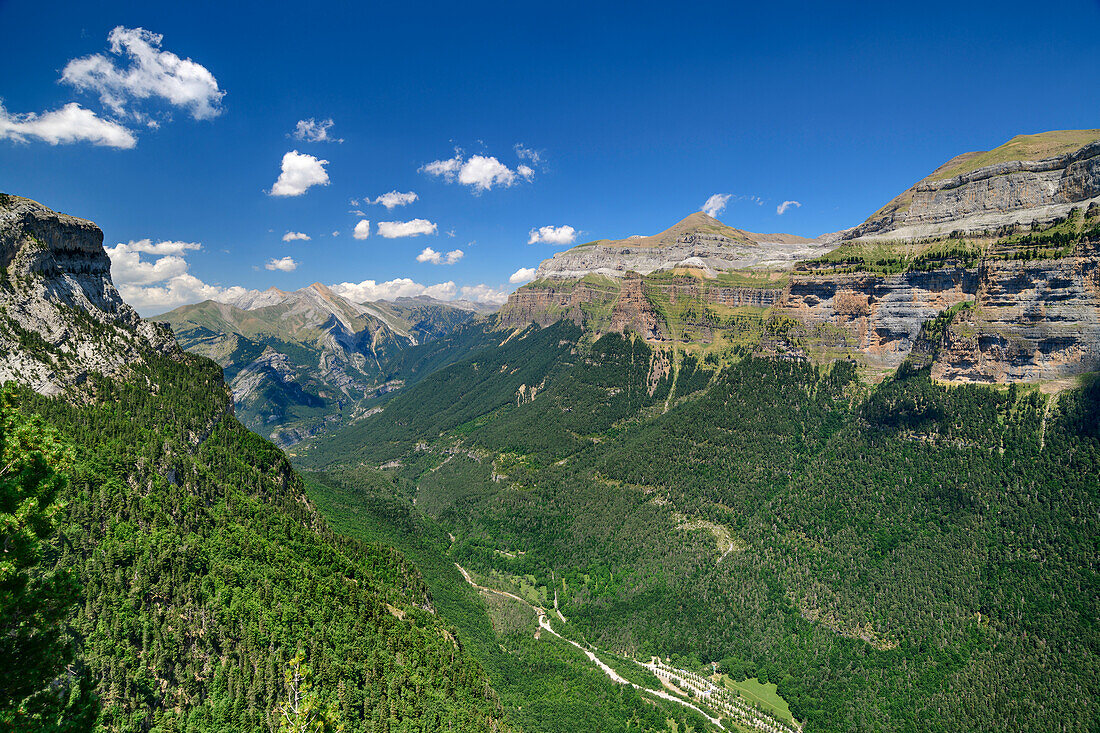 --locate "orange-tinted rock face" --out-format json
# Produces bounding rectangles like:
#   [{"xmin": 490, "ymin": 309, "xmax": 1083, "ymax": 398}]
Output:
[
  {"xmin": 497, "ymin": 280, "xmax": 617, "ymax": 328},
  {"xmin": 932, "ymin": 242, "xmax": 1100, "ymax": 382},
  {"xmin": 781, "ymin": 268, "xmax": 979, "ymax": 368},
  {"xmin": 499, "ymin": 243, "xmax": 1100, "ymax": 384}
]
